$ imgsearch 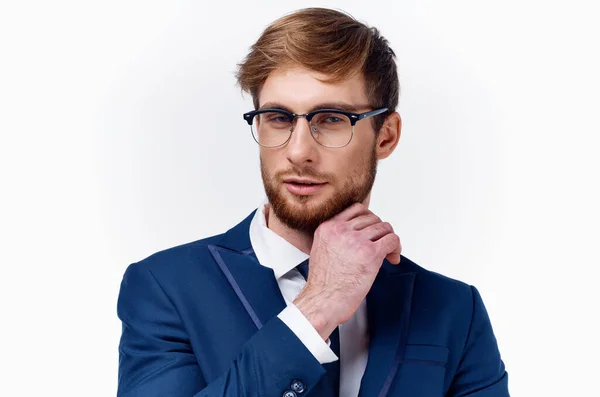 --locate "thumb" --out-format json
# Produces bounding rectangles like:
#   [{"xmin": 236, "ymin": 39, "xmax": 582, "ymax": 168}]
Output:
[{"xmin": 386, "ymin": 252, "xmax": 401, "ymax": 265}]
